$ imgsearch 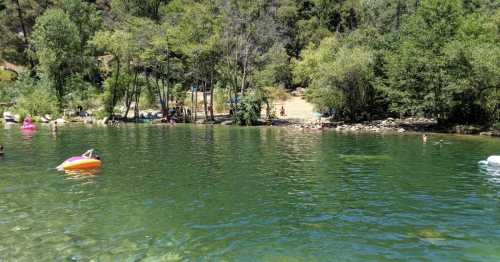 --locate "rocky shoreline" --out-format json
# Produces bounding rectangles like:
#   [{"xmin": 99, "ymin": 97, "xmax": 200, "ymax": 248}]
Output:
[
  {"xmin": 330, "ymin": 118, "xmax": 499, "ymax": 136},
  {"xmin": 2, "ymin": 113, "xmax": 498, "ymax": 137},
  {"xmin": 285, "ymin": 117, "xmax": 499, "ymax": 137}
]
